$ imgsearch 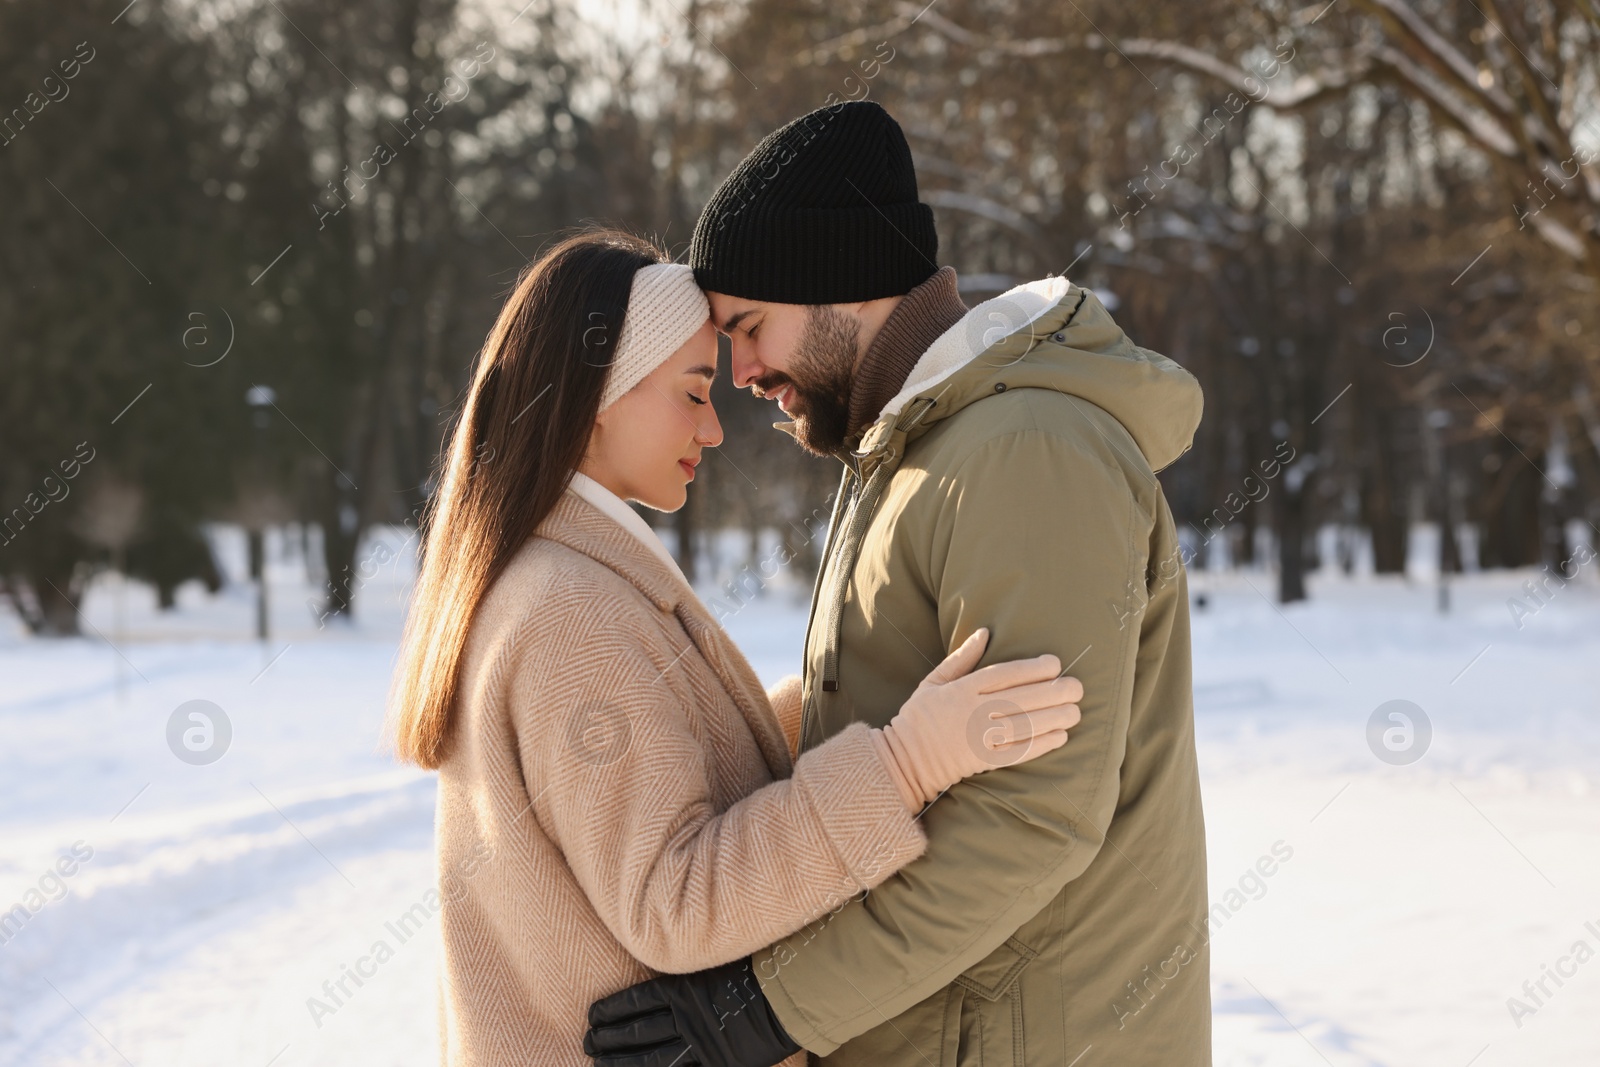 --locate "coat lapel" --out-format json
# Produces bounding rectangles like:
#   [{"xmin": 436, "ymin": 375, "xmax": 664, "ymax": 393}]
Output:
[
  {"xmin": 537, "ymin": 491, "xmax": 795, "ymax": 780},
  {"xmin": 671, "ymin": 597, "xmax": 795, "ymax": 779}
]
